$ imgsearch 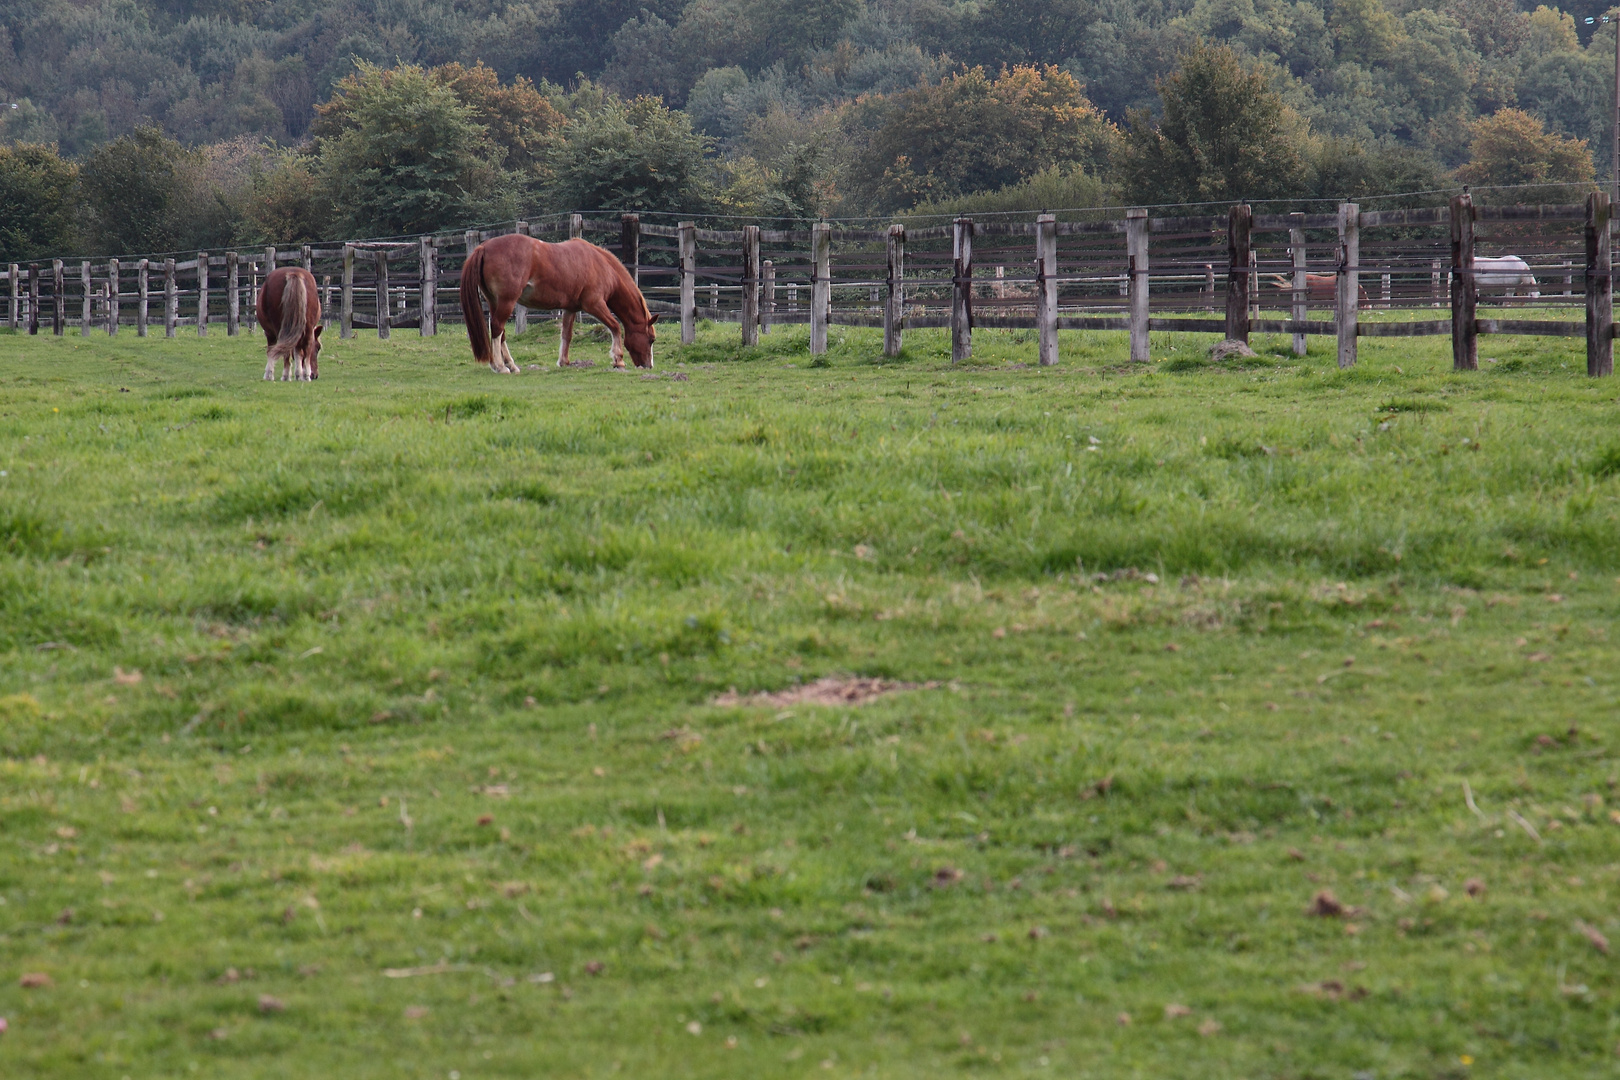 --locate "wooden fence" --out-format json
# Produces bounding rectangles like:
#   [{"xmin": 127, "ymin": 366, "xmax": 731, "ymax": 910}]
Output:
[{"xmin": 3, "ymin": 193, "xmax": 1613, "ymax": 376}]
